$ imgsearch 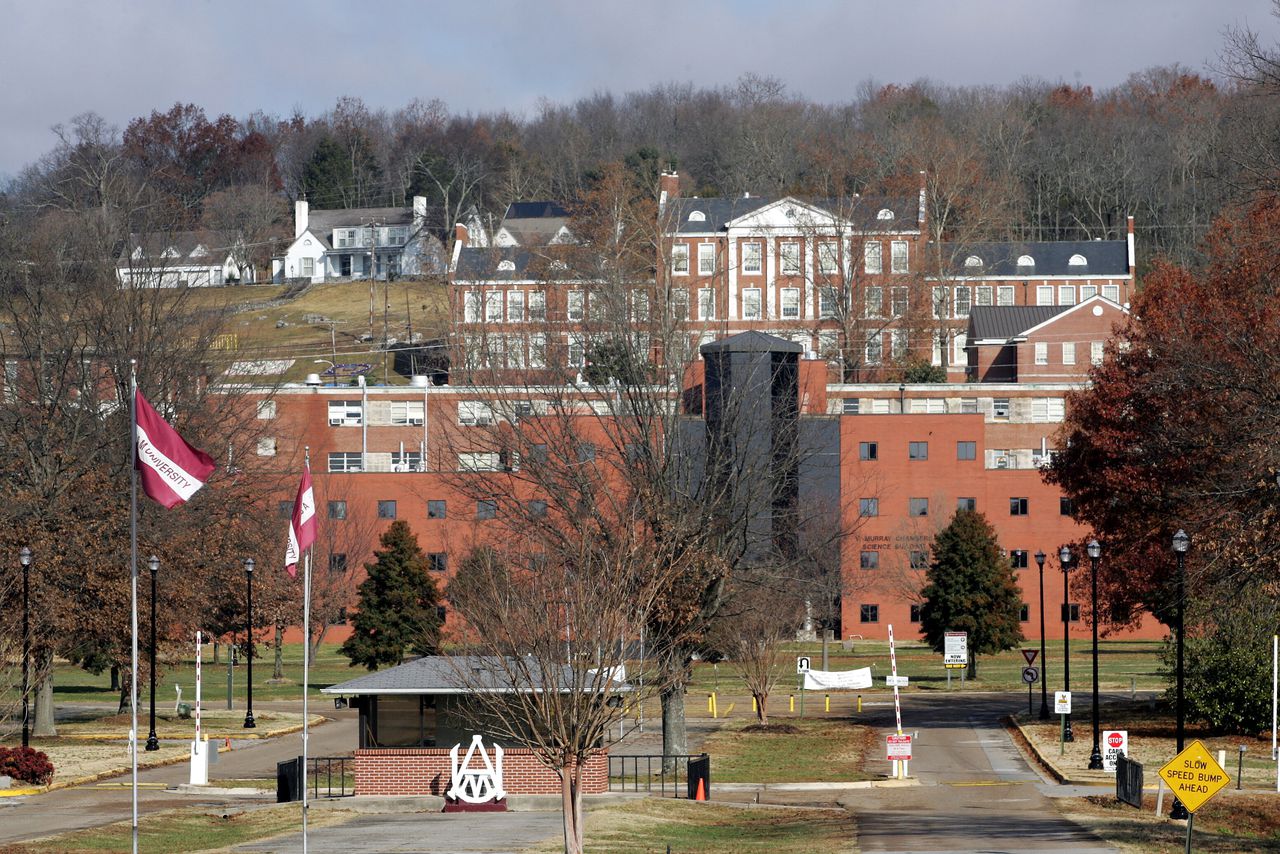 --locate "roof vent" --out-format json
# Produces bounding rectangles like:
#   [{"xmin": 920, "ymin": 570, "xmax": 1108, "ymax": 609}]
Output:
[
  {"xmin": 688, "ymin": 210, "xmax": 706, "ymax": 222},
  {"xmin": 410, "ymin": 375, "xmax": 430, "ymax": 388},
  {"xmin": 304, "ymin": 373, "xmax": 322, "ymax": 386}
]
